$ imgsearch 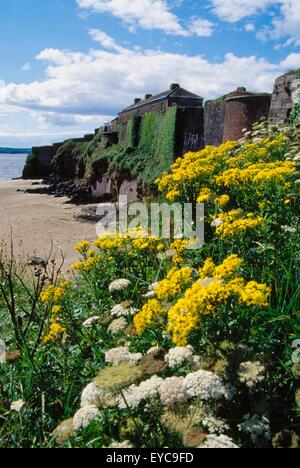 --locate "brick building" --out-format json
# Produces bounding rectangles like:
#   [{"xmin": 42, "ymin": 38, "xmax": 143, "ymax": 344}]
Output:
[{"xmin": 113, "ymin": 83, "xmax": 204, "ymax": 148}]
